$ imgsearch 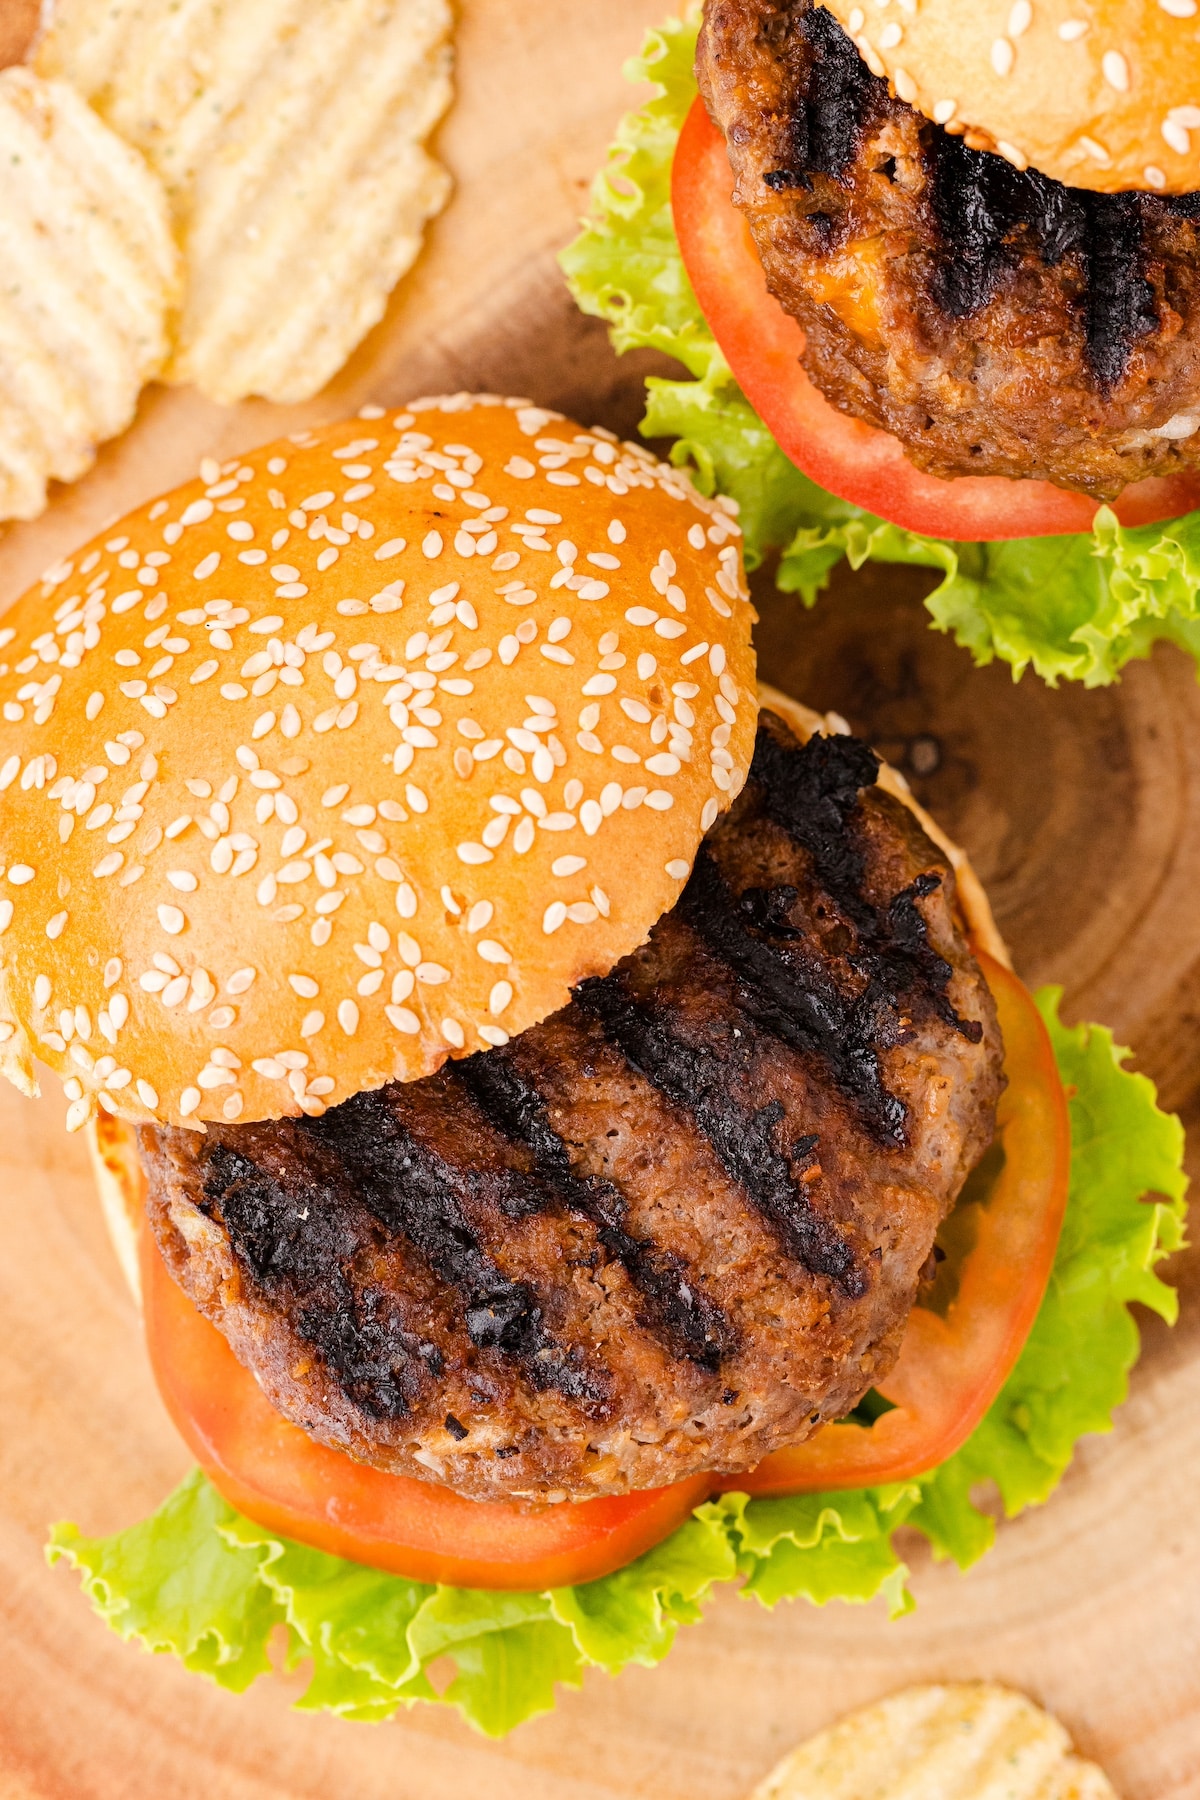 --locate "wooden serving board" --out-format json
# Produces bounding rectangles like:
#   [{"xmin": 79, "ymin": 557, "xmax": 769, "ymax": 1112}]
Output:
[{"xmin": 1, "ymin": 4, "xmax": 1198, "ymax": 1794}]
